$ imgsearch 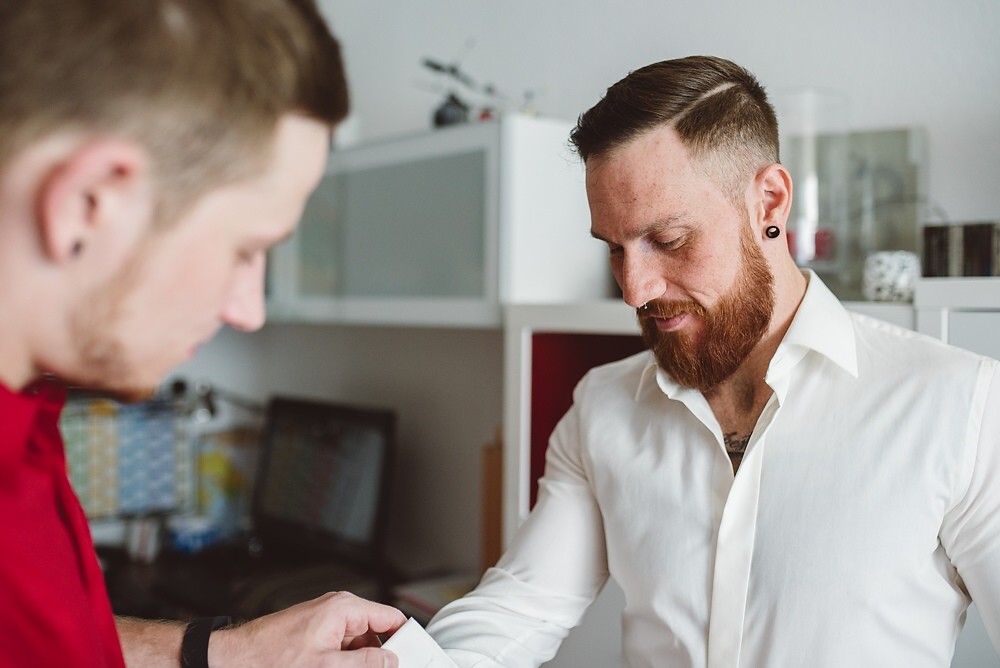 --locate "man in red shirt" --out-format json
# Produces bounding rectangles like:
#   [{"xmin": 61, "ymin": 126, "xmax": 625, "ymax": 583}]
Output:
[{"xmin": 0, "ymin": 1, "xmax": 405, "ymax": 666}]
